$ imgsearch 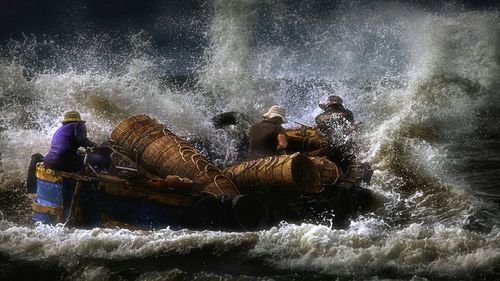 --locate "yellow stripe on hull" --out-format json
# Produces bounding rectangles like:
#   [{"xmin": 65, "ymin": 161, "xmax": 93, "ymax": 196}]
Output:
[
  {"xmin": 32, "ymin": 202, "xmax": 64, "ymax": 223},
  {"xmin": 36, "ymin": 163, "xmax": 64, "ymax": 183}
]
